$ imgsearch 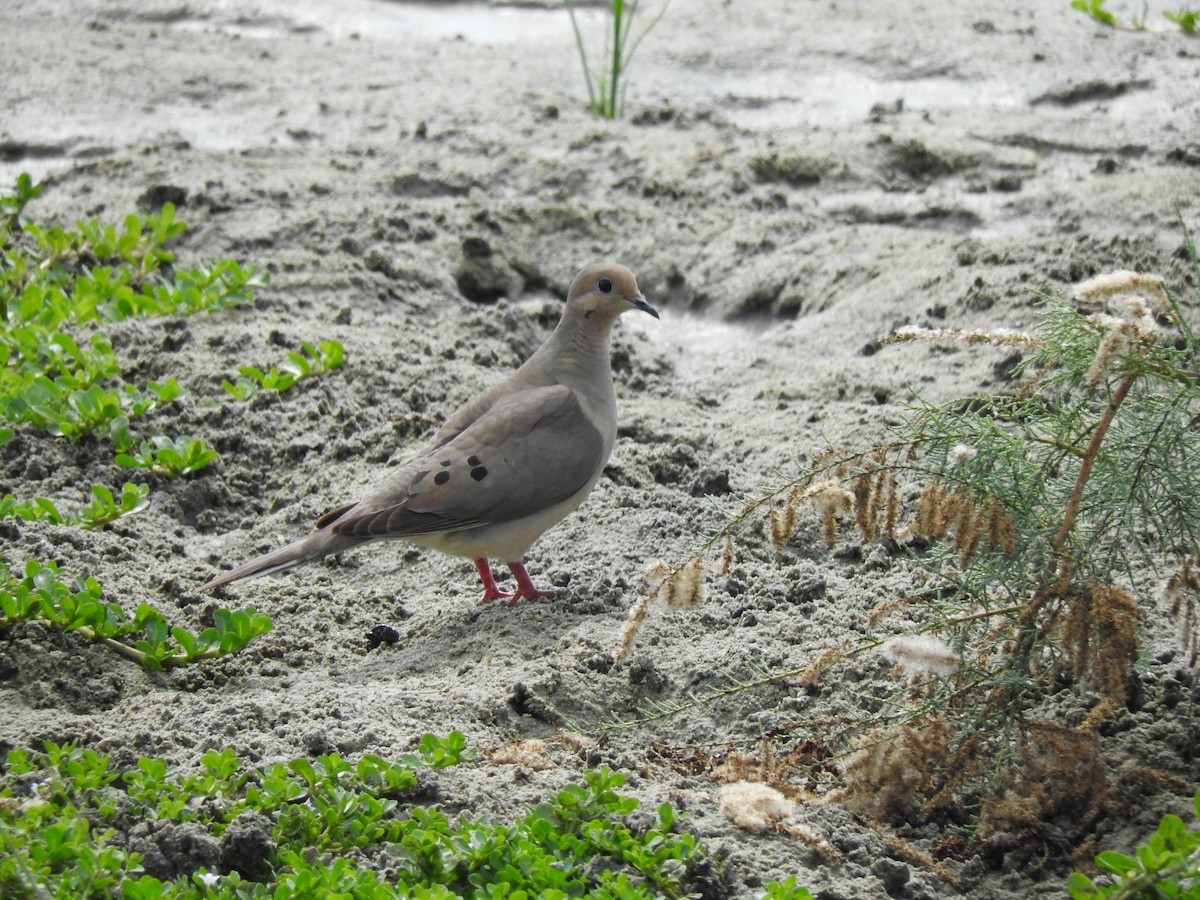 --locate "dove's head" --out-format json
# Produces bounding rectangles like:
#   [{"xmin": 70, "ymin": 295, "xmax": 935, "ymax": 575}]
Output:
[{"xmin": 567, "ymin": 263, "xmax": 659, "ymax": 323}]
